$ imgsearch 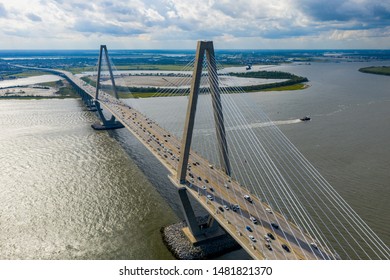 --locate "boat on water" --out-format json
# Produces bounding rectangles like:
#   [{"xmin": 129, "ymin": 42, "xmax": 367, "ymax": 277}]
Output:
[{"xmin": 300, "ymin": 116, "xmax": 311, "ymax": 121}]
